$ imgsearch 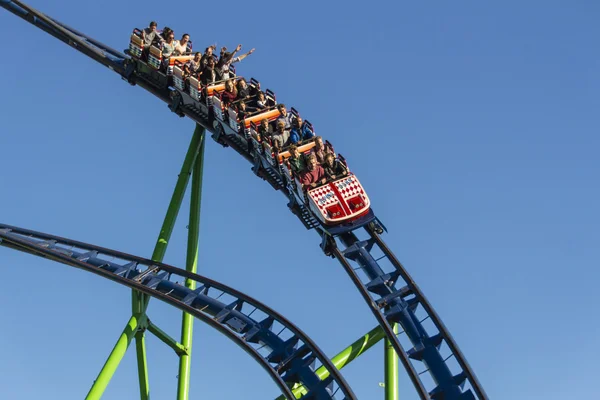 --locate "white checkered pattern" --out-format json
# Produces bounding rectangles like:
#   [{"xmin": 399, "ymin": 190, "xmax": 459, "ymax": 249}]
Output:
[
  {"xmin": 334, "ymin": 175, "xmax": 365, "ymax": 200},
  {"xmin": 309, "ymin": 185, "xmax": 337, "ymax": 212}
]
